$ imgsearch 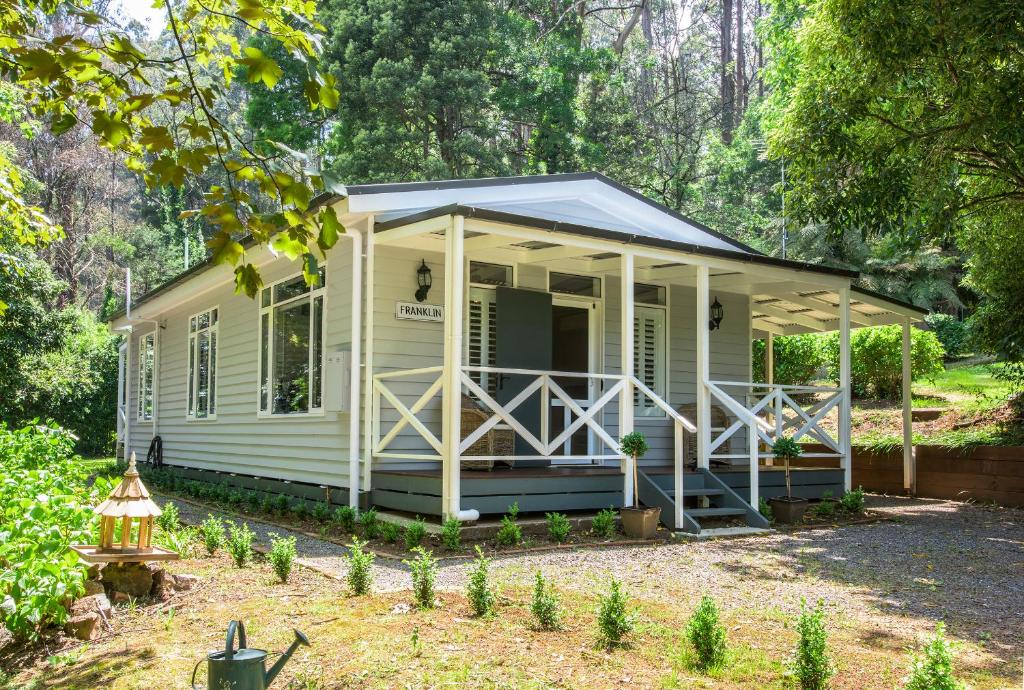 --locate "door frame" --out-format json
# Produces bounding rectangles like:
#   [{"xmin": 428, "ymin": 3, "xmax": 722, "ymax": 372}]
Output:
[{"xmin": 550, "ymin": 292, "xmax": 603, "ymax": 464}]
